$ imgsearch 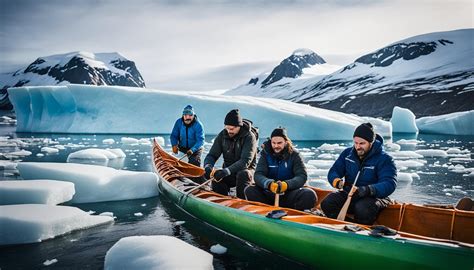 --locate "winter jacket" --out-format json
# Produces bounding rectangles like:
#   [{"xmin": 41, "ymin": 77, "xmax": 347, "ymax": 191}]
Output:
[
  {"xmin": 327, "ymin": 134, "xmax": 397, "ymax": 198},
  {"xmin": 204, "ymin": 121, "xmax": 257, "ymax": 173},
  {"xmin": 170, "ymin": 116, "xmax": 205, "ymax": 153},
  {"xmin": 255, "ymin": 140, "xmax": 307, "ymax": 191}
]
